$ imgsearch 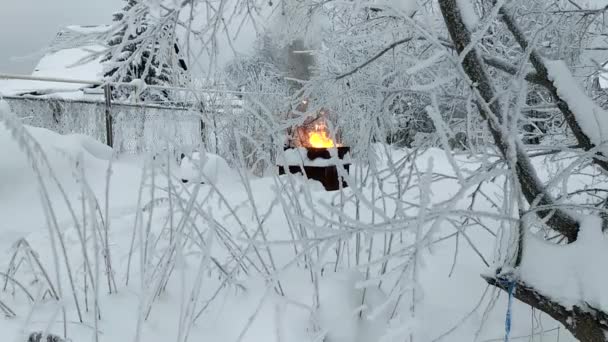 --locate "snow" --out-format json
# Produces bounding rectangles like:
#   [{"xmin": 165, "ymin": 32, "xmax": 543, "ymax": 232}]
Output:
[
  {"xmin": 545, "ymin": 60, "xmax": 608, "ymax": 155},
  {"xmin": 178, "ymin": 151, "xmax": 238, "ymax": 184},
  {"xmin": 0, "ymin": 100, "xmax": 579, "ymax": 342},
  {"xmin": 276, "ymin": 147, "xmax": 352, "ymax": 167},
  {"xmin": 0, "ymin": 99, "xmax": 139, "ymax": 253},
  {"xmin": 0, "ymin": 49, "xmax": 104, "ymax": 98},
  {"xmin": 0, "ymin": 111, "xmax": 108, "ymax": 189},
  {"xmin": 64, "ymin": 25, "xmax": 111, "ymax": 34},
  {"xmin": 0, "ymin": 23, "xmax": 109, "ymax": 98},
  {"xmin": 599, "ymin": 70, "xmax": 608, "ymax": 89},
  {"xmin": 32, "ymin": 46, "xmax": 104, "ymax": 82},
  {"xmin": 519, "ymin": 215, "xmax": 608, "ymax": 311},
  {"xmin": 317, "ymin": 270, "xmax": 393, "ymax": 342},
  {"xmin": 128, "ymin": 78, "xmax": 148, "ymax": 99},
  {"xmin": 0, "ymin": 46, "xmax": 104, "ymax": 98},
  {"xmin": 4, "ymin": 3, "xmax": 603, "ymax": 341},
  {"xmin": 374, "ymin": 0, "xmax": 418, "ymax": 17},
  {"xmin": 455, "ymin": 0, "xmax": 479, "ymax": 30},
  {"xmin": 72, "ymin": 133, "xmax": 113, "ymax": 160}
]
